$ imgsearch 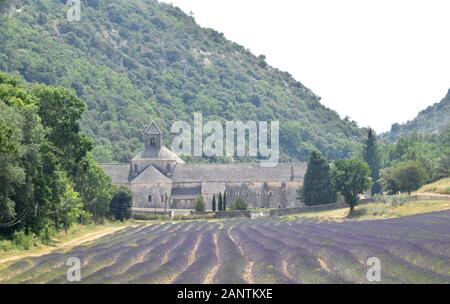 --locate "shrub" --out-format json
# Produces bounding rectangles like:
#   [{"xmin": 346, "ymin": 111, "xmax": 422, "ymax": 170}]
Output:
[
  {"xmin": 229, "ymin": 198, "xmax": 248, "ymax": 210},
  {"xmin": 387, "ymin": 194, "xmax": 408, "ymax": 207},
  {"xmin": 39, "ymin": 224, "xmax": 57, "ymax": 244},
  {"xmin": 109, "ymin": 186, "xmax": 133, "ymax": 222},
  {"xmin": 194, "ymin": 195, "xmax": 205, "ymax": 212},
  {"xmin": 0, "ymin": 239, "xmax": 14, "ymax": 252},
  {"xmin": 381, "ymin": 161, "xmax": 427, "ymax": 195},
  {"xmin": 12, "ymin": 230, "xmax": 37, "ymax": 250}
]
